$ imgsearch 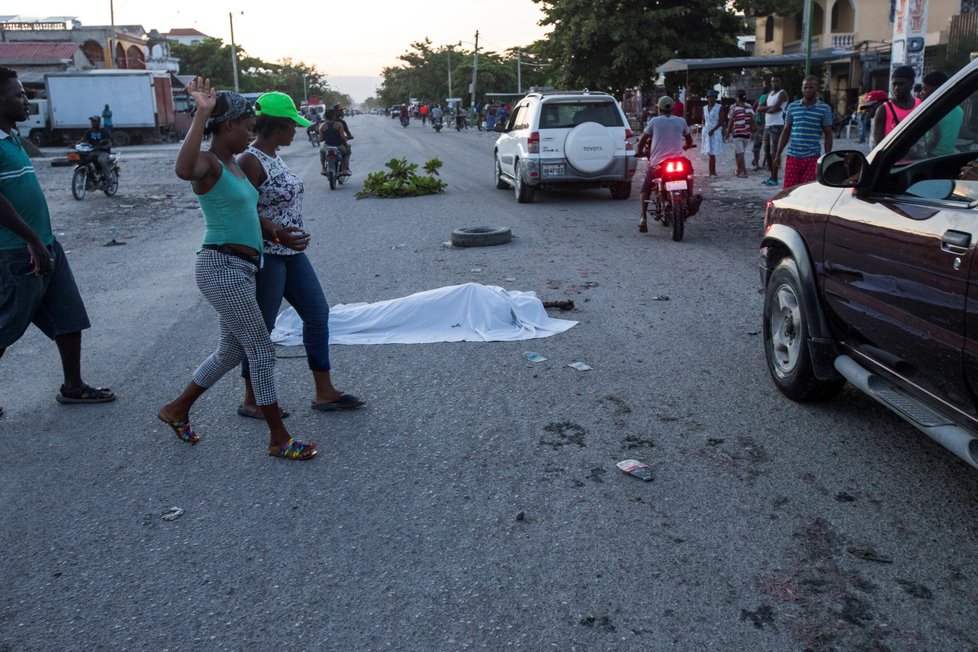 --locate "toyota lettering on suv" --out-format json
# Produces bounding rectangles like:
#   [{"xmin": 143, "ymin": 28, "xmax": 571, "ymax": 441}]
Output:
[
  {"xmin": 493, "ymin": 90, "xmax": 637, "ymax": 203},
  {"xmin": 760, "ymin": 59, "xmax": 978, "ymax": 469}
]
